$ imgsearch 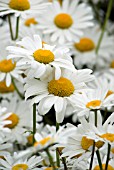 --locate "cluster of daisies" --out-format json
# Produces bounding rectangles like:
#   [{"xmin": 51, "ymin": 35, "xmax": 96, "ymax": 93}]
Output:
[{"xmin": 0, "ymin": 0, "xmax": 114, "ymax": 169}]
